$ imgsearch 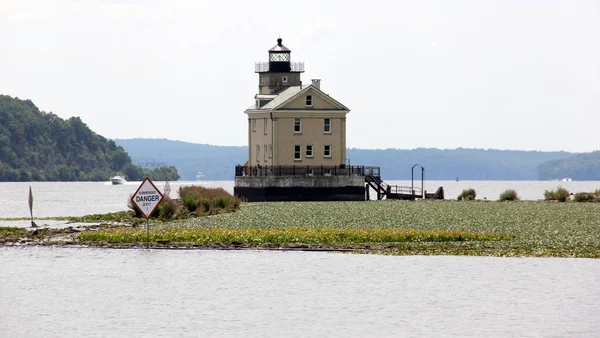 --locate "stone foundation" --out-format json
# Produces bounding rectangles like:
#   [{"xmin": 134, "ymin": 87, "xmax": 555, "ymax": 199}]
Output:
[{"xmin": 234, "ymin": 176, "xmax": 365, "ymax": 202}]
